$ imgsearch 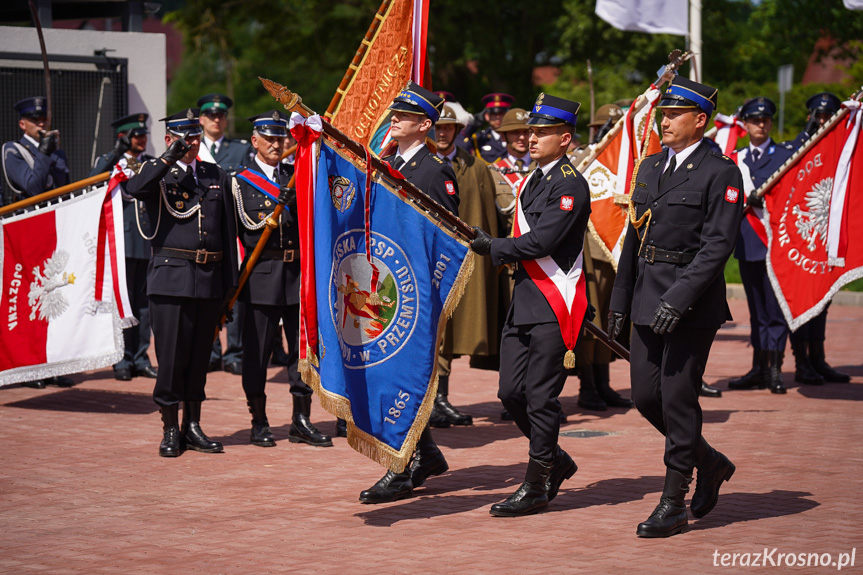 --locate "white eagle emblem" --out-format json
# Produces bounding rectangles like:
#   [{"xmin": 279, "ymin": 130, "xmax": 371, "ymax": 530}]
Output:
[
  {"xmin": 28, "ymin": 250, "xmax": 75, "ymax": 322},
  {"xmin": 793, "ymin": 177, "xmax": 832, "ymax": 252}
]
